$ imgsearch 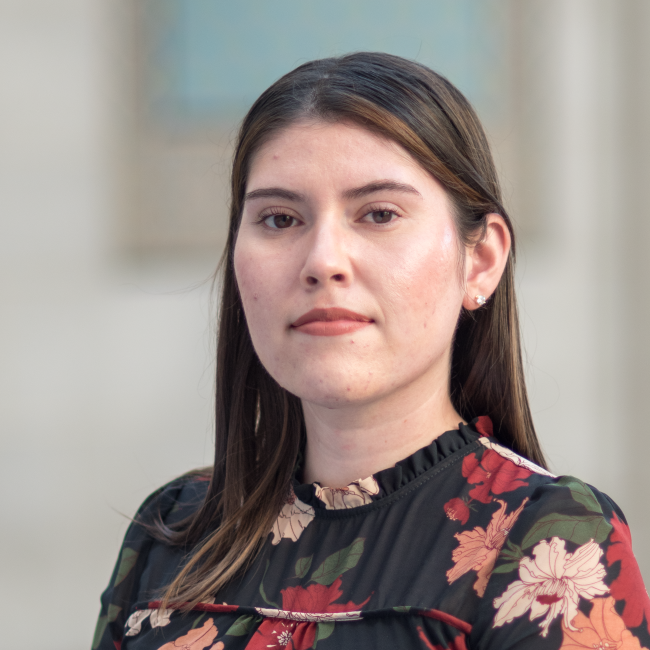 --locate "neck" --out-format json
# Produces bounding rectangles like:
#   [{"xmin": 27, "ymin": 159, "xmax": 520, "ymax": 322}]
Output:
[{"xmin": 301, "ymin": 380, "xmax": 462, "ymax": 488}]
